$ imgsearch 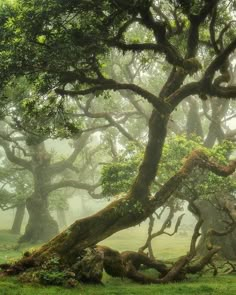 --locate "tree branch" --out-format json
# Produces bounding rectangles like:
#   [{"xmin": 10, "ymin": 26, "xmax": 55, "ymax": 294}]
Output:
[
  {"xmin": 49, "ymin": 133, "xmax": 90, "ymax": 175},
  {"xmin": 0, "ymin": 138, "xmax": 32, "ymax": 171},
  {"xmin": 45, "ymin": 180, "xmax": 99, "ymax": 195},
  {"xmin": 201, "ymin": 38, "xmax": 236, "ymax": 90},
  {"xmin": 152, "ymin": 149, "xmax": 236, "ymax": 208},
  {"xmin": 56, "ymin": 79, "xmax": 169, "ymax": 113}
]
